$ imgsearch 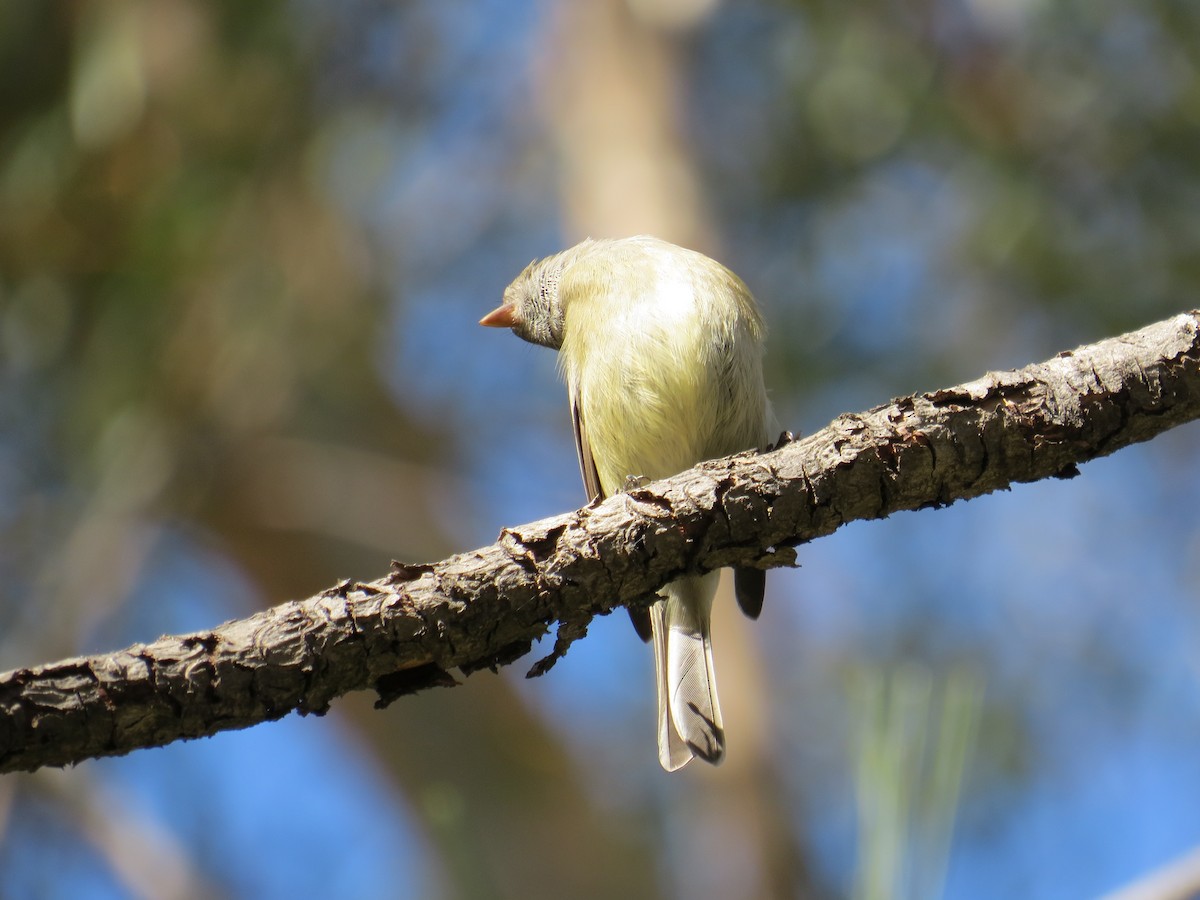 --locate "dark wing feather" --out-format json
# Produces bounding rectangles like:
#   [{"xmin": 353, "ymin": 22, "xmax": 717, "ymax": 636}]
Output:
[
  {"xmin": 572, "ymin": 389, "xmax": 654, "ymax": 642},
  {"xmin": 626, "ymin": 604, "xmax": 654, "ymax": 642},
  {"xmin": 571, "ymin": 392, "xmax": 603, "ymax": 504},
  {"xmin": 734, "ymin": 567, "xmax": 766, "ymax": 619}
]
